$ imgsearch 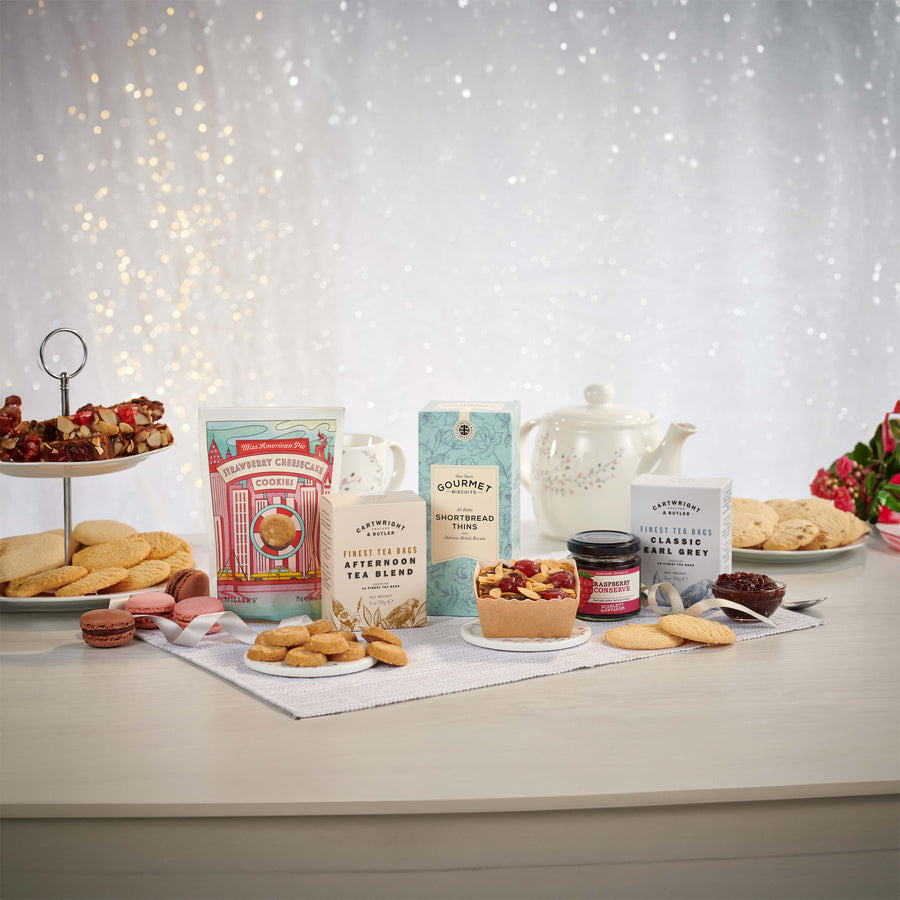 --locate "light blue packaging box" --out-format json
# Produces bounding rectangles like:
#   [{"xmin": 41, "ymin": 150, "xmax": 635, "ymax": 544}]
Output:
[{"xmin": 418, "ymin": 401, "xmax": 521, "ymax": 616}]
